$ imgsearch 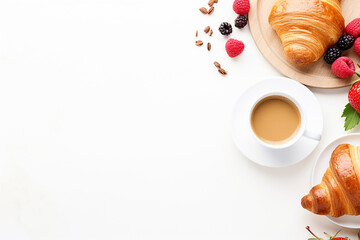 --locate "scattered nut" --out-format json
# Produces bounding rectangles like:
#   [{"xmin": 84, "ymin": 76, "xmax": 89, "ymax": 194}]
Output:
[
  {"xmin": 204, "ymin": 26, "xmax": 210, "ymax": 34},
  {"xmin": 195, "ymin": 40, "xmax": 203, "ymax": 46},
  {"xmin": 207, "ymin": 42, "xmax": 211, "ymax": 51},
  {"xmin": 208, "ymin": 0, "xmax": 215, "ymax": 7},
  {"xmin": 208, "ymin": 7, "xmax": 214, "ymax": 15},
  {"xmin": 199, "ymin": 7, "xmax": 208, "ymax": 14},
  {"xmin": 214, "ymin": 61, "xmax": 221, "ymax": 68},
  {"xmin": 214, "ymin": 0, "xmax": 218, "ymax": 3},
  {"xmin": 196, "ymin": 30, "xmax": 198, "ymax": 37},
  {"xmin": 218, "ymin": 68, "xmax": 227, "ymax": 75},
  {"xmin": 209, "ymin": 29, "xmax": 213, "ymax": 36}
]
